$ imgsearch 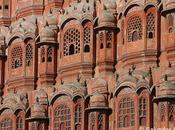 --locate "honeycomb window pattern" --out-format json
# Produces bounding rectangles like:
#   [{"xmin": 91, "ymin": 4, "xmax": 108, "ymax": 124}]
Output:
[
  {"xmin": 47, "ymin": 46, "xmax": 53, "ymax": 62},
  {"xmin": 26, "ymin": 44, "xmax": 33, "ymax": 66},
  {"xmin": 64, "ymin": 28, "xmax": 80, "ymax": 56},
  {"xmin": 41, "ymin": 47, "xmax": 45, "ymax": 63},
  {"xmin": 159, "ymin": 103, "xmax": 165, "ymax": 122},
  {"xmin": 107, "ymin": 31, "xmax": 112, "ymax": 48},
  {"xmin": 11, "ymin": 46, "xmax": 23, "ymax": 69},
  {"xmin": 127, "ymin": 16, "xmax": 142, "ymax": 42},
  {"xmin": 84, "ymin": 26, "xmax": 91, "ymax": 52},
  {"xmin": 147, "ymin": 13, "xmax": 155, "ymax": 38}
]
